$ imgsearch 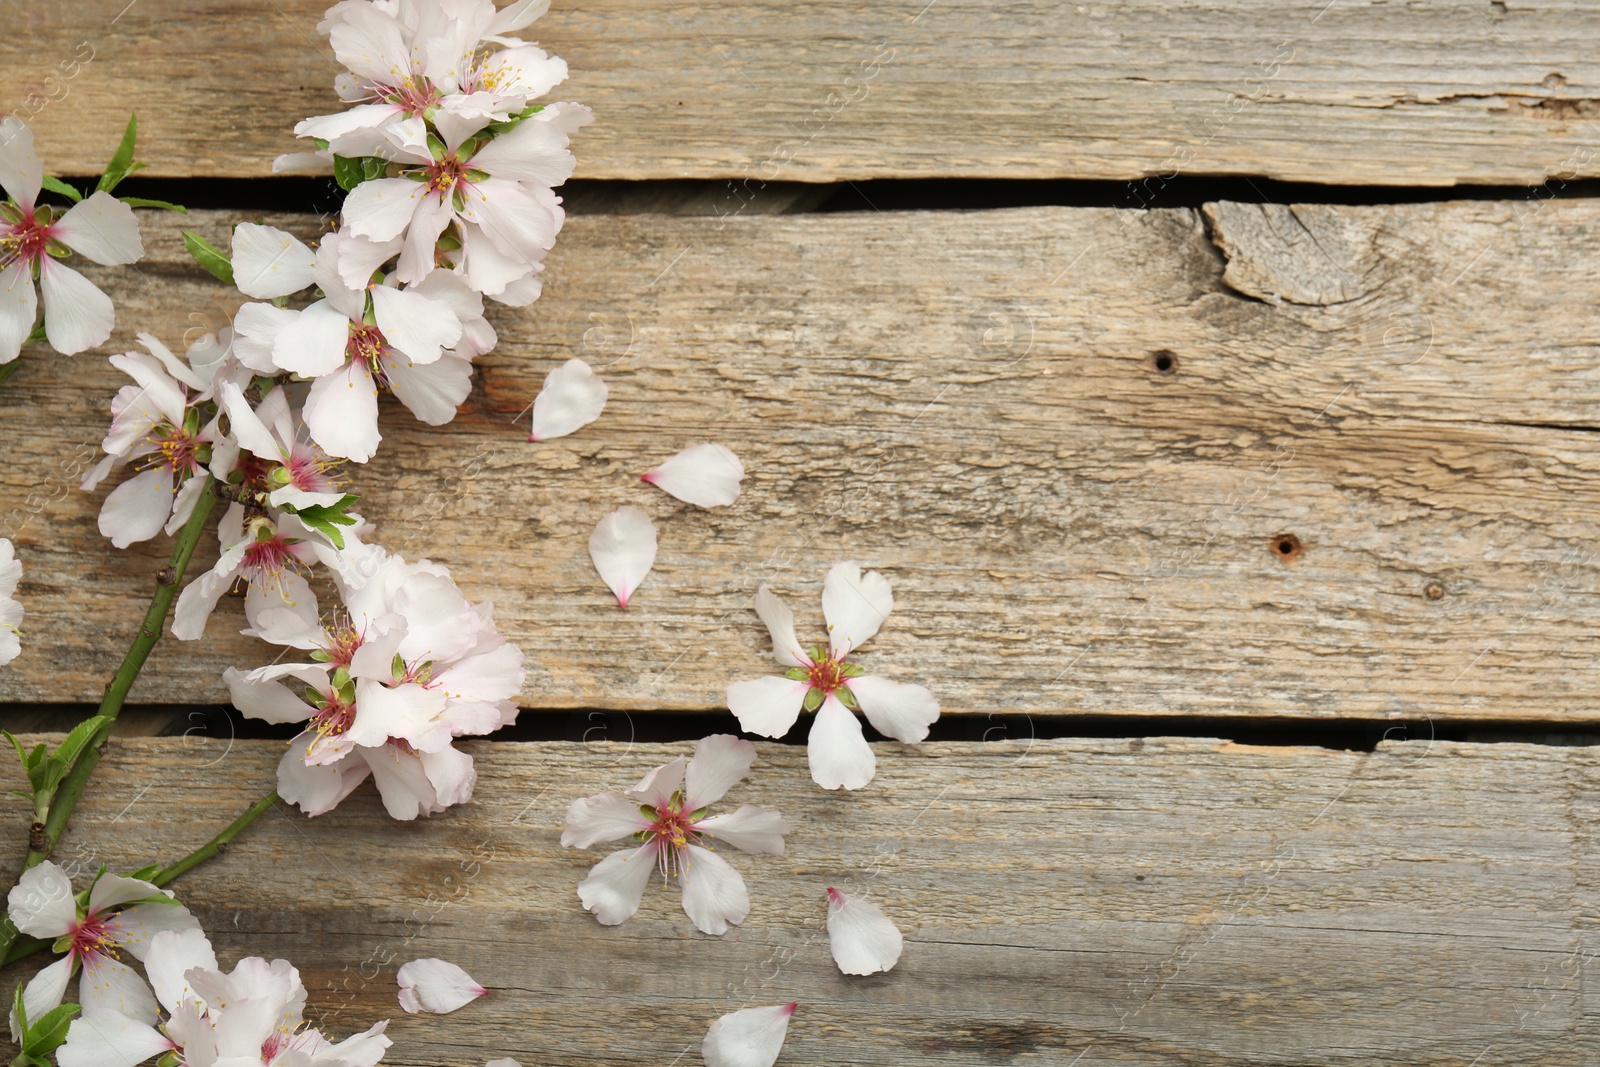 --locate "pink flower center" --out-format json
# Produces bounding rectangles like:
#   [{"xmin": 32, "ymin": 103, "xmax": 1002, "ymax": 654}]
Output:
[
  {"xmin": 312, "ymin": 691, "xmax": 357, "ymax": 739},
  {"xmin": 69, "ymin": 914, "xmax": 117, "ymax": 961},
  {"xmin": 0, "ymin": 213, "xmax": 54, "ymax": 270},
  {"xmin": 806, "ymin": 654, "xmax": 850, "ymax": 696},
  {"xmin": 320, "ymin": 621, "xmax": 363, "ymax": 670},
  {"xmin": 423, "ymin": 155, "xmax": 467, "ymax": 196},
  {"xmin": 285, "ymin": 447, "xmax": 339, "ymax": 493},
  {"xmin": 383, "ymin": 77, "xmax": 439, "ymax": 116},
  {"xmin": 644, "ymin": 794, "xmax": 704, "ymax": 879},
  {"xmin": 346, "ymin": 322, "xmax": 387, "ymax": 371},
  {"xmin": 144, "ymin": 424, "xmax": 203, "ymax": 476},
  {"xmin": 243, "ymin": 535, "xmax": 298, "ymax": 578}
]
